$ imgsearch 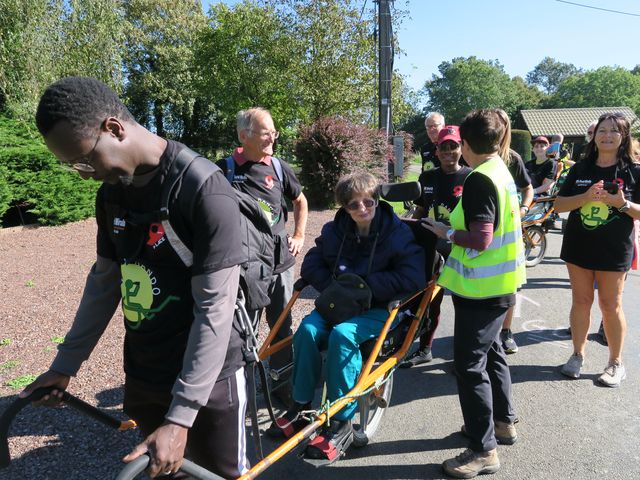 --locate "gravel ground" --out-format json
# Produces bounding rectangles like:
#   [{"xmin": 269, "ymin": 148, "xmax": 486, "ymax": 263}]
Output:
[{"xmin": 0, "ymin": 208, "xmax": 336, "ymax": 479}]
